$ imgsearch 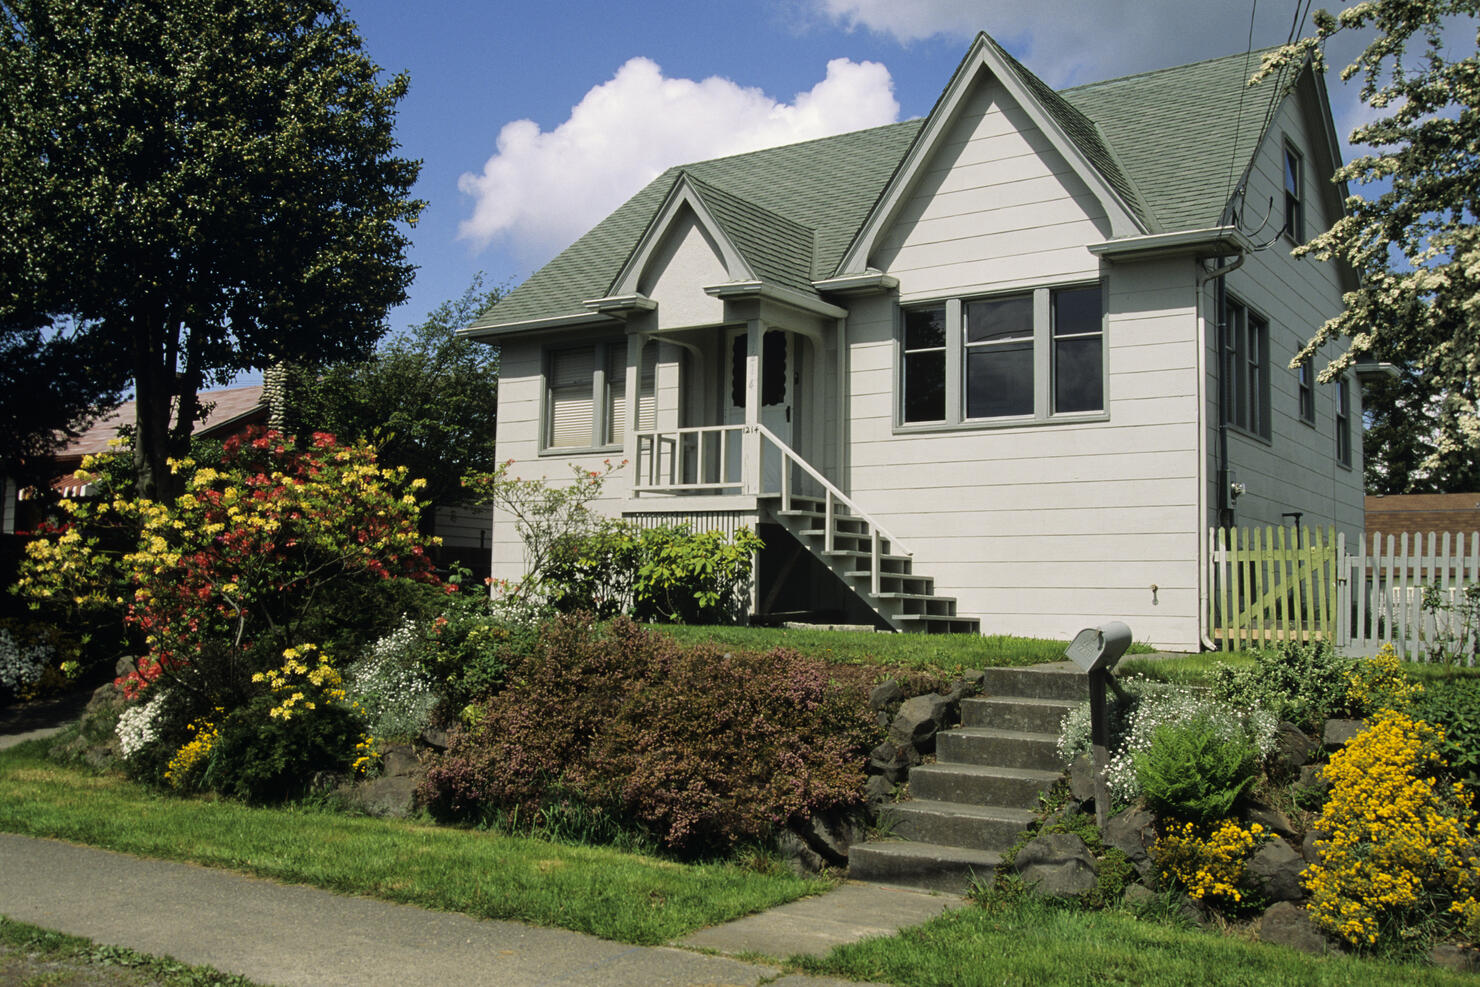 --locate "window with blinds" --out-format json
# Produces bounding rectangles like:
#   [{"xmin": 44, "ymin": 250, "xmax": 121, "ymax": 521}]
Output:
[
  {"xmin": 607, "ymin": 344, "xmax": 656, "ymax": 445},
  {"xmin": 547, "ymin": 346, "xmax": 596, "ymax": 448}
]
